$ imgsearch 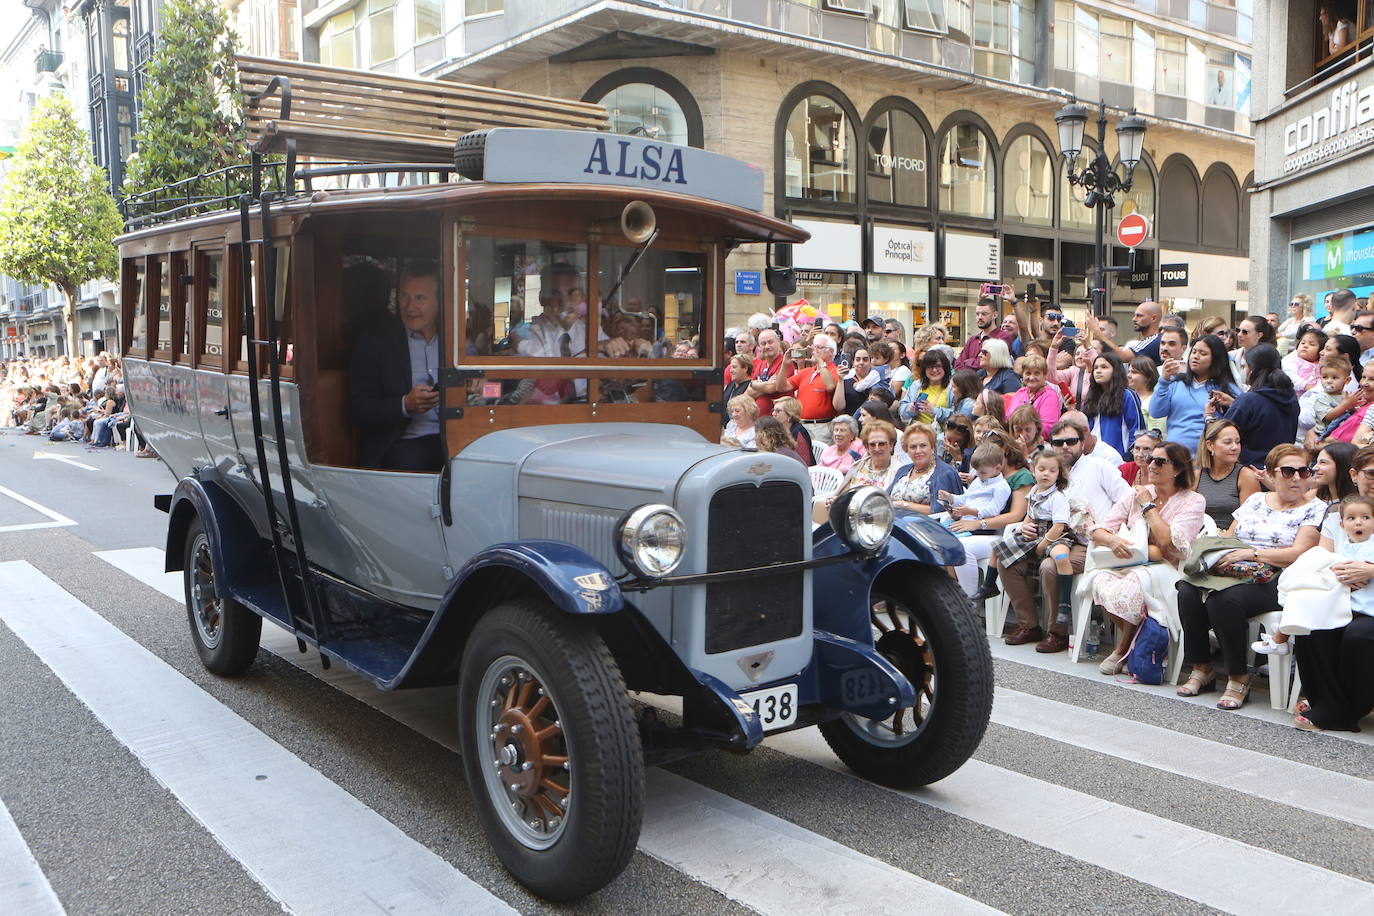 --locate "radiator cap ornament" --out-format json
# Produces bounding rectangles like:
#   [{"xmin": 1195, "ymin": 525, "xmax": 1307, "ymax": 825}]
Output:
[{"xmin": 737, "ymin": 650, "xmax": 775, "ymax": 682}]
